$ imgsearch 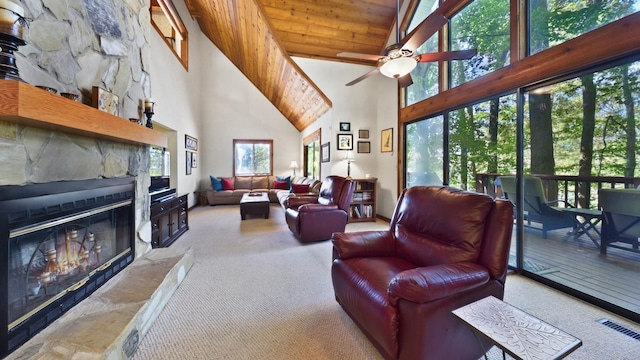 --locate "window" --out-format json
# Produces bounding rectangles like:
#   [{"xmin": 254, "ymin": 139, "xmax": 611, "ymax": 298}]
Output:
[
  {"xmin": 151, "ymin": 0, "xmax": 189, "ymax": 70},
  {"xmin": 405, "ymin": 116, "xmax": 444, "ymax": 187},
  {"xmin": 449, "ymin": 0, "xmax": 510, "ymax": 87},
  {"xmin": 303, "ymin": 129, "xmax": 321, "ymax": 179},
  {"xmin": 233, "ymin": 140, "xmax": 273, "ymax": 176},
  {"xmin": 529, "ymin": 1, "xmax": 637, "ymax": 55}
]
